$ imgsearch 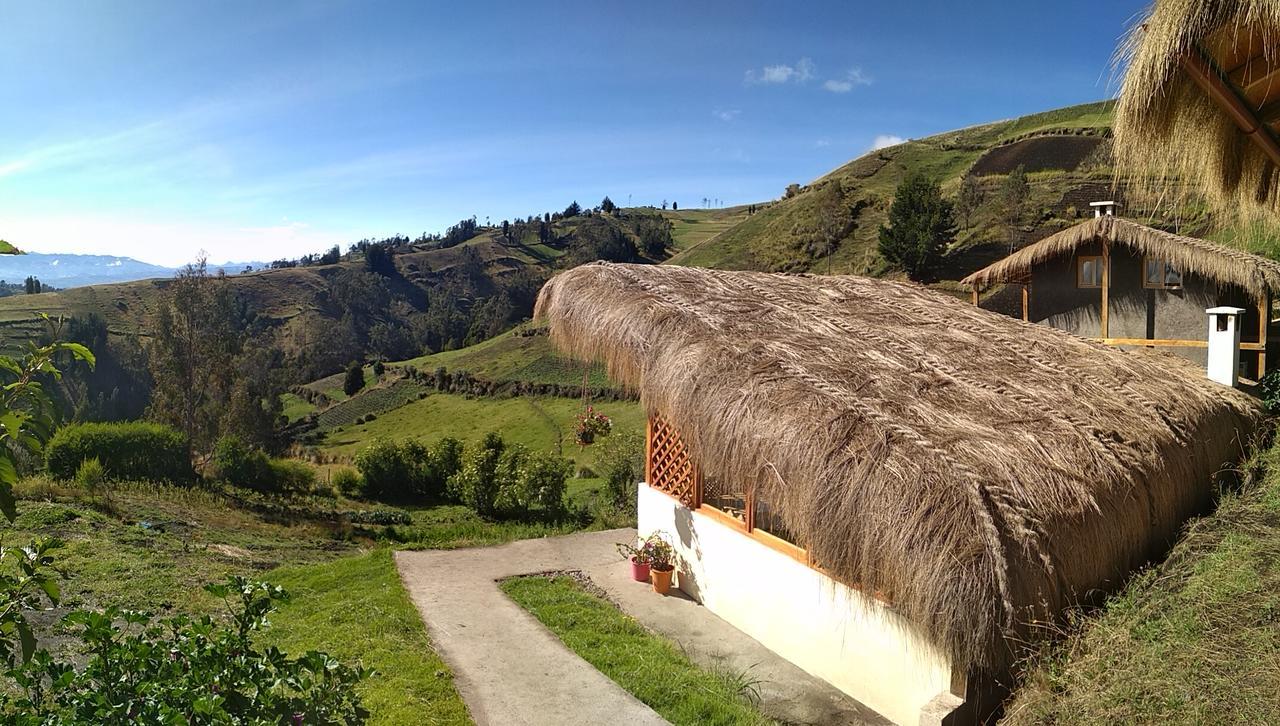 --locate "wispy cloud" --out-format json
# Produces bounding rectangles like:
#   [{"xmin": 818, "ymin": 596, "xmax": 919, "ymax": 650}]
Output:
[
  {"xmin": 823, "ymin": 68, "xmax": 872, "ymax": 93},
  {"xmin": 713, "ymin": 108, "xmax": 741, "ymax": 122},
  {"xmin": 745, "ymin": 58, "xmax": 815, "ymax": 85},
  {"xmin": 869, "ymin": 134, "xmax": 905, "ymax": 151},
  {"xmin": 815, "ymin": 138, "xmax": 831, "ymax": 148}
]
